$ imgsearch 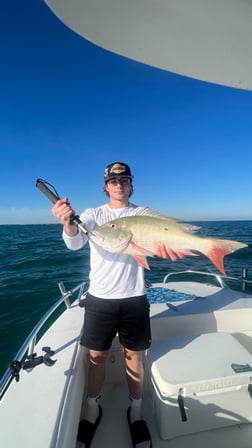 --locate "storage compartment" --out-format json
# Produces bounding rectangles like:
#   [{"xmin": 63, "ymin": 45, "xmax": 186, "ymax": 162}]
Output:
[{"xmin": 147, "ymin": 333, "xmax": 252, "ymax": 440}]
